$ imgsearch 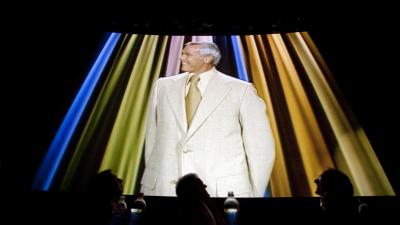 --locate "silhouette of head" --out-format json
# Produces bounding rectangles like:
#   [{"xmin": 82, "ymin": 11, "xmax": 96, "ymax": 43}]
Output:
[
  {"xmin": 315, "ymin": 169, "xmax": 355, "ymax": 212},
  {"xmin": 176, "ymin": 173, "xmax": 209, "ymax": 202},
  {"xmin": 315, "ymin": 168, "xmax": 353, "ymax": 197},
  {"xmin": 88, "ymin": 169, "xmax": 123, "ymax": 202}
]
